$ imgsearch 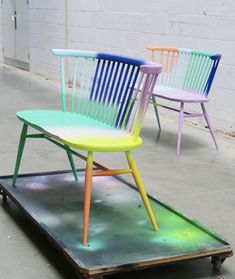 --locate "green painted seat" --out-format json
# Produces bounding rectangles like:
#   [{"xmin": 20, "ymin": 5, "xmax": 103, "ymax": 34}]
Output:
[{"xmin": 17, "ymin": 110, "xmax": 142, "ymax": 151}]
